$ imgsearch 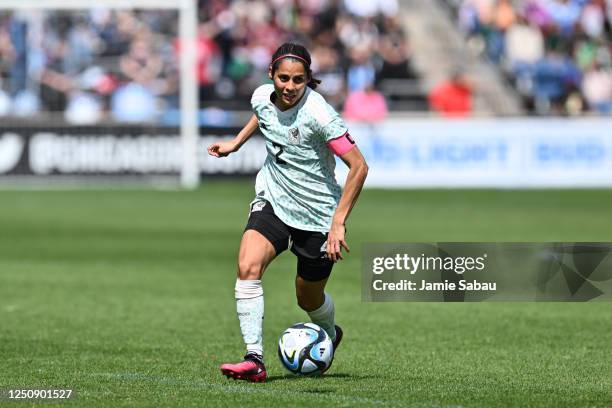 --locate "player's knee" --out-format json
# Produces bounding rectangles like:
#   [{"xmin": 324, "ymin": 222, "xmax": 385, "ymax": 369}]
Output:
[{"xmin": 237, "ymin": 260, "xmax": 264, "ymax": 280}]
